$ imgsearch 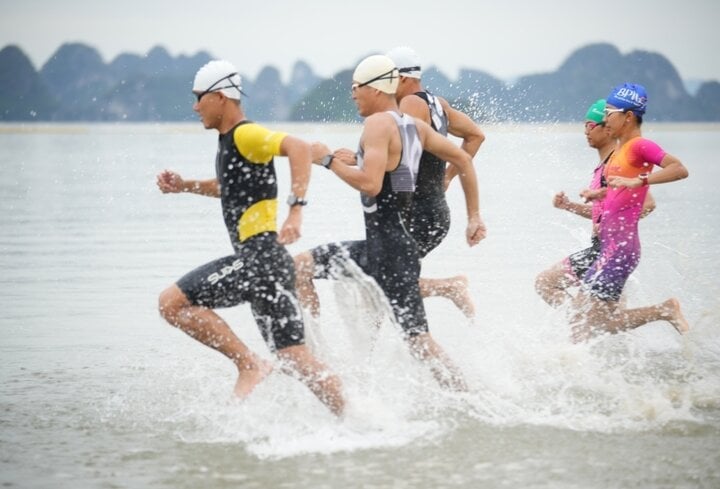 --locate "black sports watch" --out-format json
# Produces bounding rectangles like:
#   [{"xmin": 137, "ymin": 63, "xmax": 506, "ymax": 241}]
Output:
[
  {"xmin": 320, "ymin": 154, "xmax": 334, "ymax": 169},
  {"xmin": 286, "ymin": 194, "xmax": 308, "ymax": 207}
]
